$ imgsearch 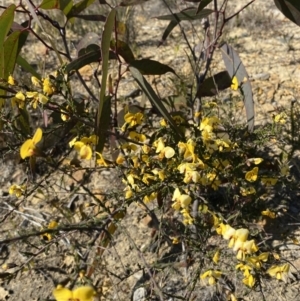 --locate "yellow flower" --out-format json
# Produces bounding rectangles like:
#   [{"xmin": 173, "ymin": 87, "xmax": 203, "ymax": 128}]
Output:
[
  {"xmin": 172, "ymin": 114, "xmax": 185, "ymax": 125},
  {"xmin": 129, "ymin": 131, "xmax": 146, "ymax": 142},
  {"xmin": 53, "ymin": 285, "xmax": 95, "ymax": 301},
  {"xmin": 200, "ymin": 116, "xmax": 221, "ymax": 133},
  {"xmin": 248, "ymin": 158, "xmax": 263, "ymax": 165},
  {"xmin": 9, "ymin": 184, "xmax": 26, "ymax": 197},
  {"xmin": 43, "ymin": 77, "xmax": 56, "ymax": 96},
  {"xmin": 160, "ymin": 119, "xmax": 167, "ymax": 127},
  {"xmin": 172, "ymin": 188, "xmax": 192, "ymax": 210},
  {"xmin": 243, "ymin": 274, "xmax": 255, "ymax": 288},
  {"xmin": 8, "ymin": 75, "xmax": 15, "ymax": 85},
  {"xmin": 245, "ymin": 167, "xmax": 258, "ymax": 182},
  {"xmin": 42, "ymin": 220, "xmax": 58, "ymax": 241},
  {"xmin": 96, "ymin": 152, "xmax": 109, "ymax": 166},
  {"xmin": 233, "ymin": 239, "xmax": 259, "ymax": 260},
  {"xmin": 152, "ymin": 168, "xmax": 165, "ymax": 181},
  {"xmin": 231, "ymin": 76, "xmax": 238, "ymax": 90},
  {"xmin": 240, "ymin": 186, "xmax": 256, "ymax": 196},
  {"xmin": 31, "ymin": 76, "xmax": 41, "ymax": 87},
  {"xmin": 72, "ymin": 135, "xmax": 97, "ymax": 160},
  {"xmin": 123, "ymin": 112, "xmax": 143, "ymax": 128},
  {"xmin": 267, "ymin": 264, "xmax": 290, "ymax": 282},
  {"xmin": 20, "ymin": 128, "xmax": 43, "ymax": 159},
  {"xmin": 236, "ymin": 263, "xmax": 252, "ymax": 277},
  {"xmin": 212, "ymin": 250, "xmax": 220, "ymax": 264},
  {"xmin": 261, "ymin": 177, "xmax": 278, "ymax": 186},
  {"xmin": 273, "ymin": 112, "xmax": 287, "ymax": 124},
  {"xmin": 181, "ymin": 208, "xmax": 194, "ymax": 225},
  {"xmin": 116, "ymin": 154, "xmax": 125, "ymax": 165},
  {"xmin": 143, "ymin": 192, "xmax": 157, "ymax": 203},
  {"xmin": 12, "ymin": 91, "xmax": 26, "ymax": 108},
  {"xmin": 246, "ymin": 252, "xmax": 269, "ymax": 269},
  {"xmin": 26, "ymin": 91, "xmax": 48, "ymax": 108},
  {"xmin": 200, "ymin": 270, "xmax": 222, "ymax": 285},
  {"xmin": 261, "ymin": 209, "xmax": 276, "ymax": 219}
]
